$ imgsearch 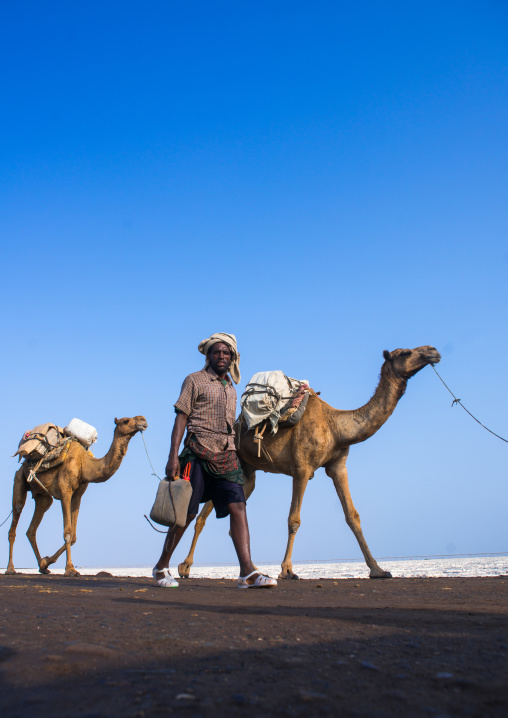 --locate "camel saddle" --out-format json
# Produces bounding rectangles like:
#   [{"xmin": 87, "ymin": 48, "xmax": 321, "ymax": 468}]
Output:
[
  {"xmin": 14, "ymin": 423, "xmax": 65, "ymax": 462},
  {"xmin": 240, "ymin": 371, "xmax": 310, "ymax": 435},
  {"xmin": 23, "ymin": 437, "xmax": 82, "ymax": 476}
]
